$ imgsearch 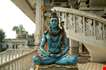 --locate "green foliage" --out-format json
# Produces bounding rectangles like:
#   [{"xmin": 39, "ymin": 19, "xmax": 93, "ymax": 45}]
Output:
[
  {"xmin": 0, "ymin": 29, "xmax": 6, "ymax": 52},
  {"xmin": 13, "ymin": 26, "xmax": 19, "ymax": 33},
  {"xmin": 0, "ymin": 29, "xmax": 5, "ymax": 43},
  {"xmin": 13, "ymin": 25, "xmax": 26, "ymax": 34}
]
